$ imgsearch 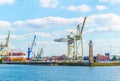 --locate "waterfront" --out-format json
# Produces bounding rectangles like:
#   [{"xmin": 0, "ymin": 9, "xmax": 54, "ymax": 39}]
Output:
[{"xmin": 0, "ymin": 64, "xmax": 119, "ymax": 81}]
